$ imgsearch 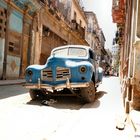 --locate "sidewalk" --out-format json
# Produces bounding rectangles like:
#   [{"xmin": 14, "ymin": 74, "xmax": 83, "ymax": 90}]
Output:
[
  {"xmin": 130, "ymin": 110, "xmax": 140, "ymax": 133},
  {"xmin": 0, "ymin": 79, "xmax": 25, "ymax": 86}
]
